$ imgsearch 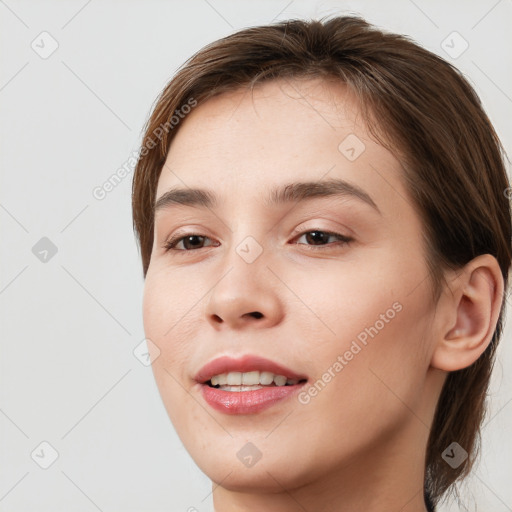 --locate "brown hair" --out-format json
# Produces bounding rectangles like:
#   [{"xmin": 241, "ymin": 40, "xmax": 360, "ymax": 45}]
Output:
[{"xmin": 131, "ymin": 15, "xmax": 511, "ymax": 508}]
